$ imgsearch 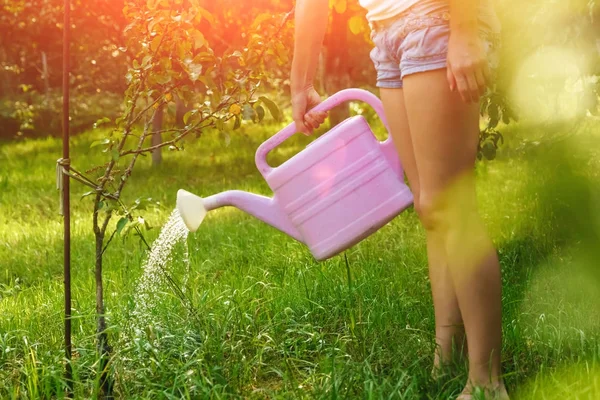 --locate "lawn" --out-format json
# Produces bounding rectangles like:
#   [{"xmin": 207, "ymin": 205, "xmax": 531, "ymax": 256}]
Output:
[{"xmin": 1, "ymin": 117, "xmax": 600, "ymax": 399}]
